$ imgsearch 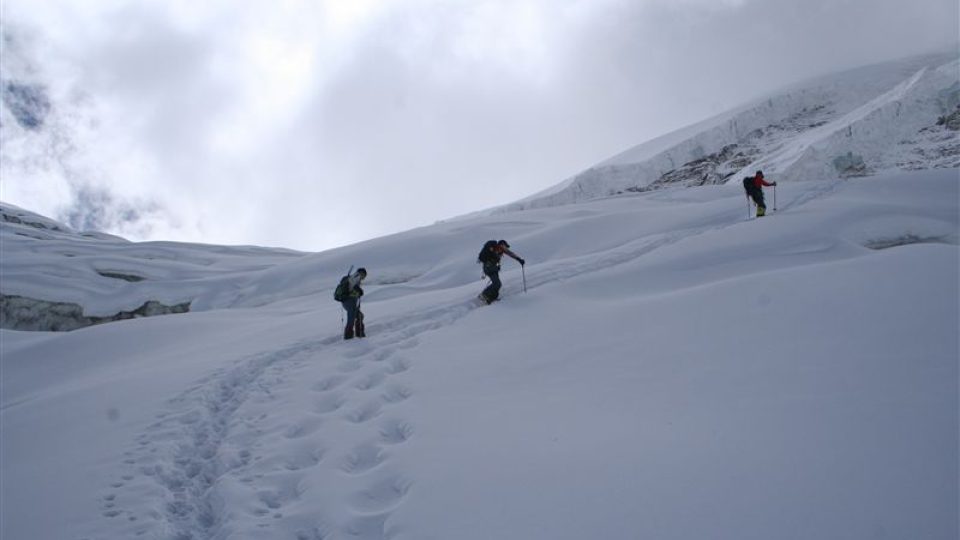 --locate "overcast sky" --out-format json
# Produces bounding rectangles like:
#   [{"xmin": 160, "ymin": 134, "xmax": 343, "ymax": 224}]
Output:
[{"xmin": 1, "ymin": 0, "xmax": 957, "ymax": 251}]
